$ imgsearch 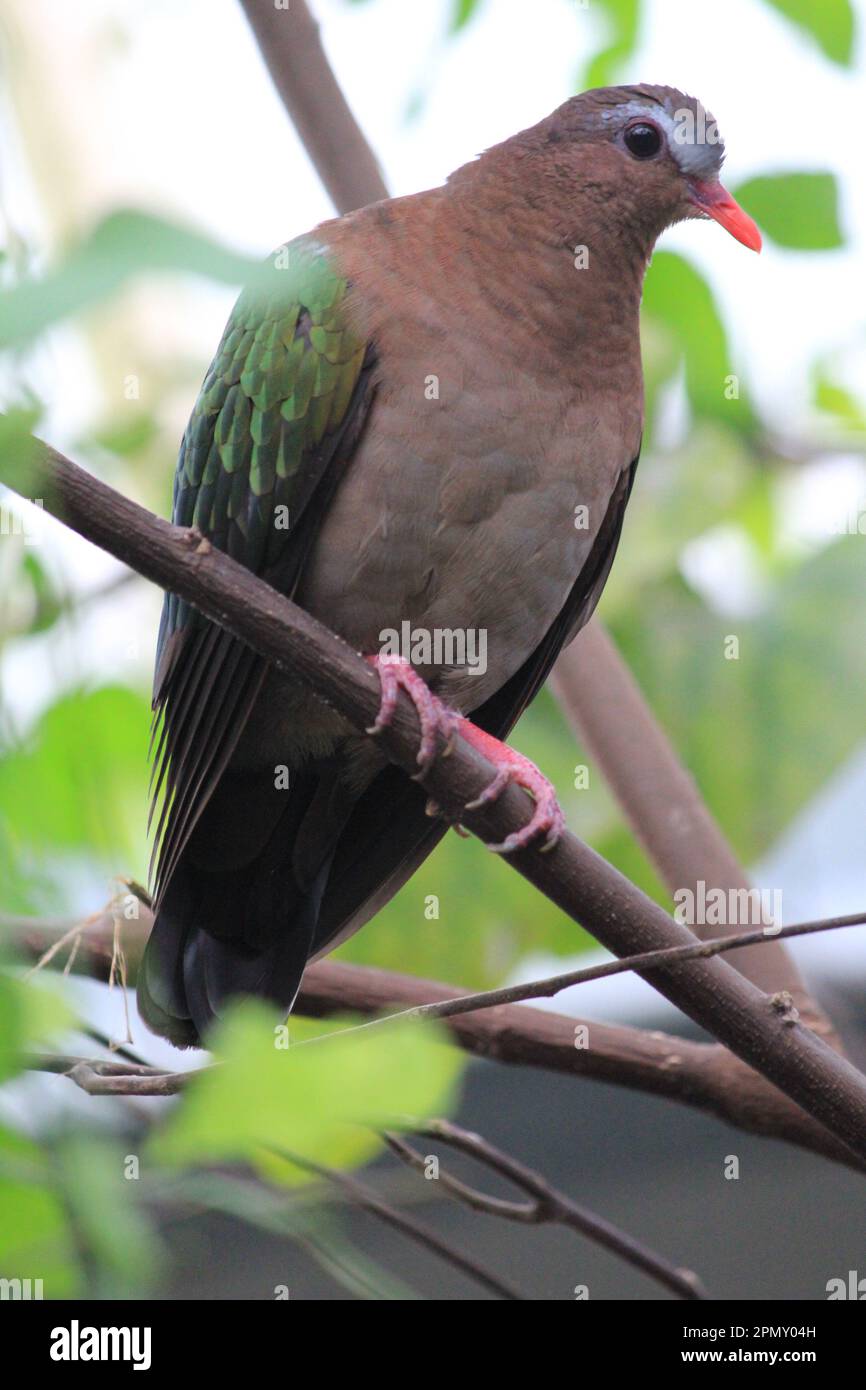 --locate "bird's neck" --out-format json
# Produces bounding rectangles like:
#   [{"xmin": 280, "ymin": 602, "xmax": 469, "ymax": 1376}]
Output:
[{"xmin": 442, "ymin": 159, "xmax": 652, "ymax": 369}]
